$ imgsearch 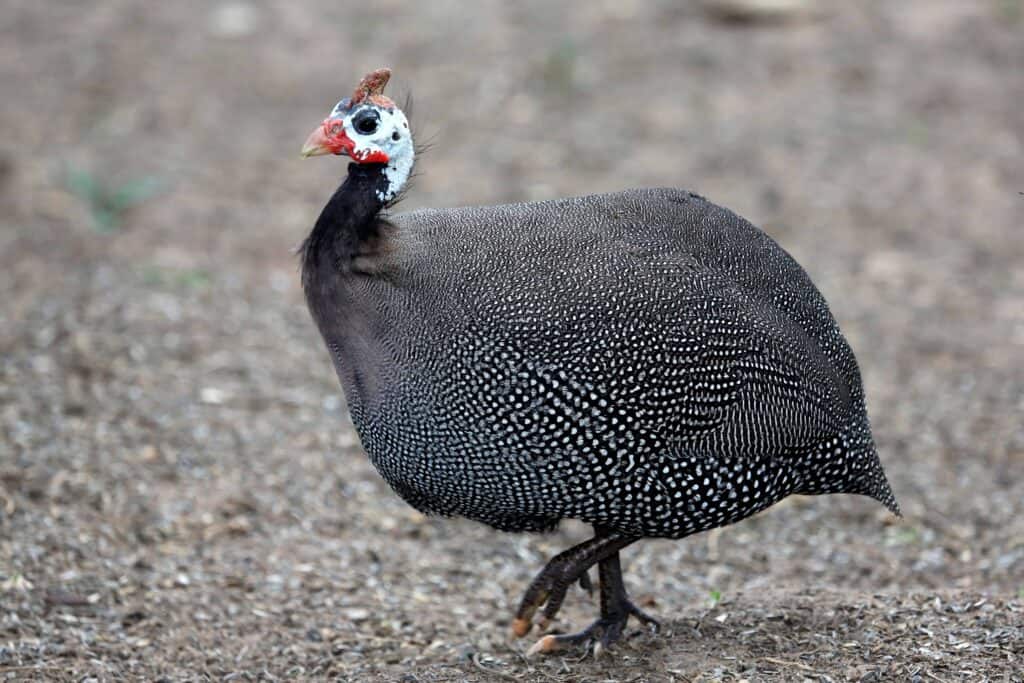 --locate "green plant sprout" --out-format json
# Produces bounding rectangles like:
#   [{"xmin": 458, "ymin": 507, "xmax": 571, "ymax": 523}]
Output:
[{"xmin": 64, "ymin": 165, "xmax": 163, "ymax": 232}]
